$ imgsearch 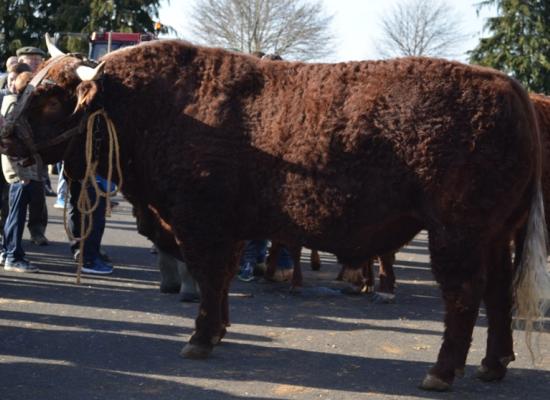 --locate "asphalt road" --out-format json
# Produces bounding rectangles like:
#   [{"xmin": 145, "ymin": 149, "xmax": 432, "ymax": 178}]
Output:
[{"xmin": 1, "ymin": 178, "xmax": 549, "ymax": 400}]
